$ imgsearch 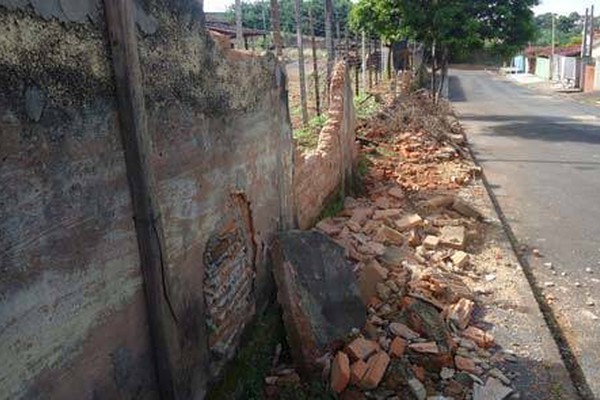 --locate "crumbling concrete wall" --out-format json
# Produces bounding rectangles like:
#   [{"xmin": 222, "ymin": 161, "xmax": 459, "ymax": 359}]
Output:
[
  {"xmin": 0, "ymin": 0, "xmax": 293, "ymax": 398},
  {"xmin": 294, "ymin": 62, "xmax": 357, "ymax": 229}
]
